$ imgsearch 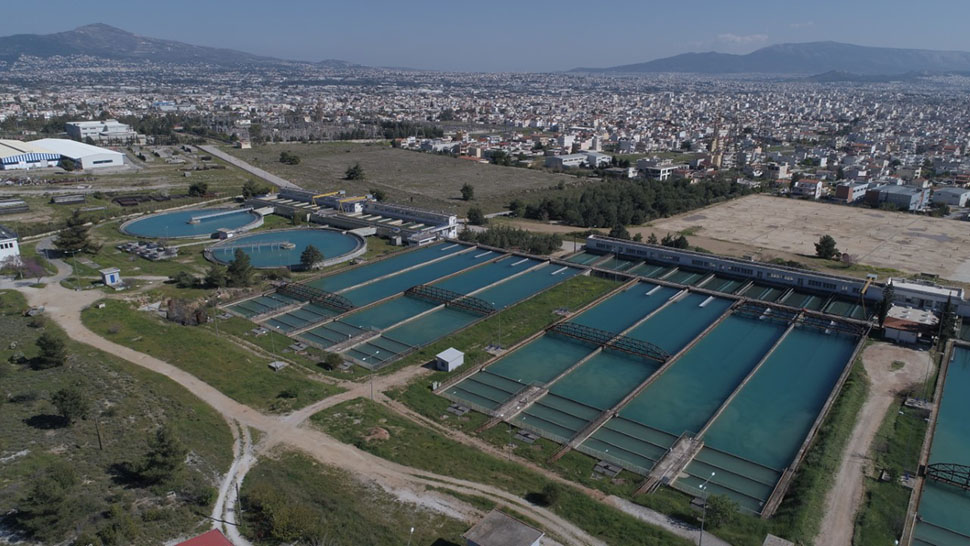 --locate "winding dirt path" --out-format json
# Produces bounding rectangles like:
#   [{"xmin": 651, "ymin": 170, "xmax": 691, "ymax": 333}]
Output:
[
  {"xmin": 18, "ymin": 282, "xmax": 603, "ymax": 546},
  {"xmin": 815, "ymin": 342, "xmax": 934, "ymax": 546}
]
